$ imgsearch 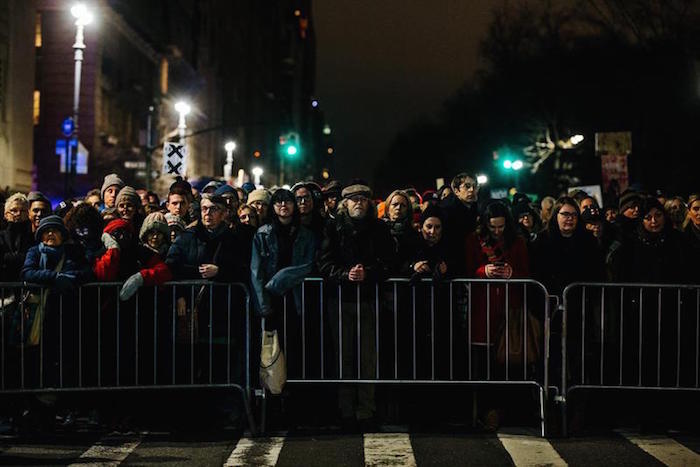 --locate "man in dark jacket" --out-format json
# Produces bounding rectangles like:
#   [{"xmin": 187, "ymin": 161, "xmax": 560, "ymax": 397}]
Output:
[
  {"xmin": 318, "ymin": 182, "xmax": 394, "ymax": 427},
  {"xmin": 439, "ymin": 173, "xmax": 480, "ymax": 276}
]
